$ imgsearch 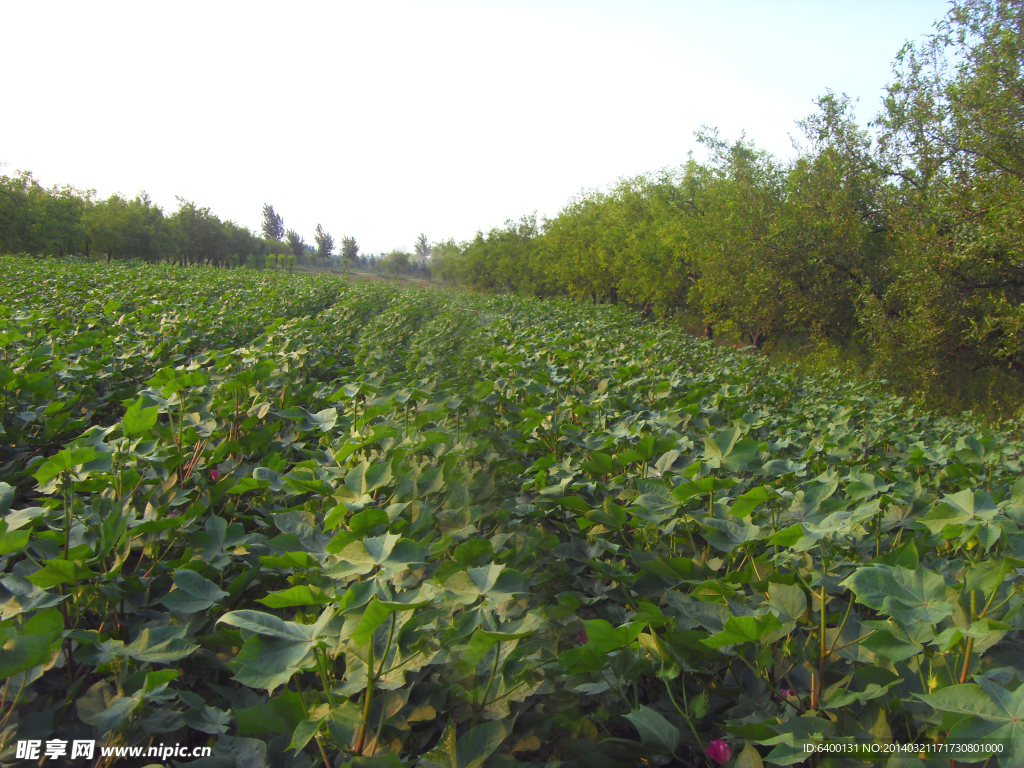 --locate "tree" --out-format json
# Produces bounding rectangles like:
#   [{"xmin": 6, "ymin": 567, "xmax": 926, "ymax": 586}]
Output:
[
  {"xmin": 429, "ymin": 238, "xmax": 461, "ymax": 283},
  {"xmin": 863, "ymin": 0, "xmax": 1024, "ymax": 378},
  {"xmin": 414, "ymin": 233, "xmax": 431, "ymax": 263},
  {"xmin": 84, "ymin": 192, "xmax": 169, "ymax": 262},
  {"xmin": 261, "ymin": 204, "xmax": 284, "ymax": 241},
  {"xmin": 341, "ymin": 236, "xmax": 359, "ymax": 266},
  {"xmin": 0, "ymin": 170, "xmax": 90, "ymax": 257},
  {"xmin": 314, "ymin": 223, "xmax": 334, "ymax": 260},
  {"xmin": 286, "ymin": 229, "xmax": 306, "ymax": 261},
  {"xmin": 688, "ymin": 132, "xmax": 790, "ymax": 348},
  {"xmin": 382, "ymin": 249, "xmax": 410, "ymax": 276},
  {"xmin": 171, "ymin": 198, "xmax": 229, "ymax": 267}
]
